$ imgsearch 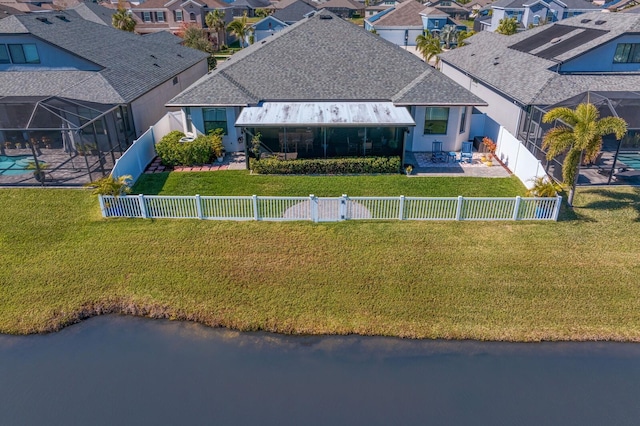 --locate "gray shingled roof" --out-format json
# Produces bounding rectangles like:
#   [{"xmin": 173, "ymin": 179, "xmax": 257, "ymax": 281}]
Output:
[
  {"xmin": 0, "ymin": 10, "xmax": 208, "ymax": 104},
  {"xmin": 491, "ymin": 0, "xmax": 598, "ymax": 8},
  {"xmin": 169, "ymin": 11, "xmax": 485, "ymax": 107},
  {"xmin": 70, "ymin": 1, "xmax": 115, "ymax": 26},
  {"xmin": 439, "ymin": 12, "xmax": 640, "ymax": 105},
  {"xmin": 273, "ymin": 0, "xmax": 317, "ymax": 23}
]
